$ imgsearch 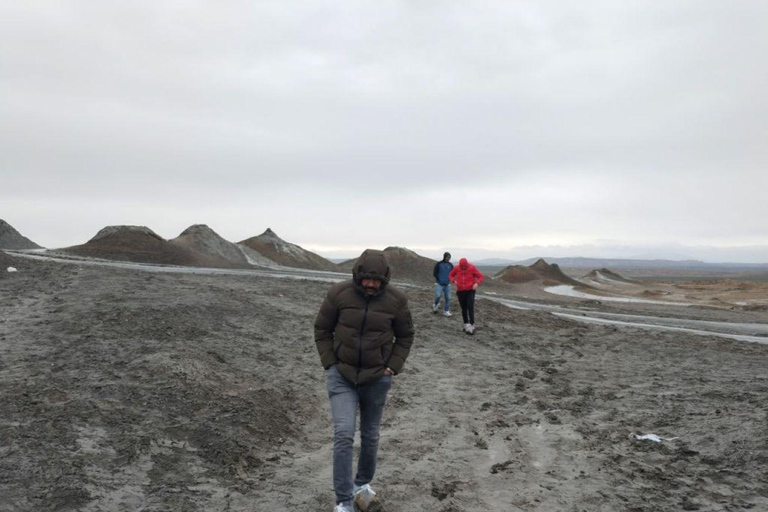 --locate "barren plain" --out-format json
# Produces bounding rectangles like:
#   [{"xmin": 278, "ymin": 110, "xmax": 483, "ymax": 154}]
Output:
[{"xmin": 1, "ymin": 253, "xmax": 767, "ymax": 511}]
